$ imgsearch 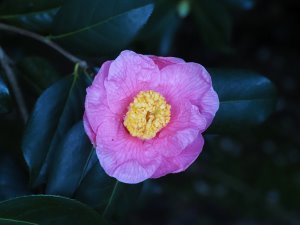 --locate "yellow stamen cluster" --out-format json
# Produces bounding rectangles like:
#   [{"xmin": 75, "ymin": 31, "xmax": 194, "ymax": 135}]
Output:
[{"xmin": 124, "ymin": 90, "xmax": 171, "ymax": 140}]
